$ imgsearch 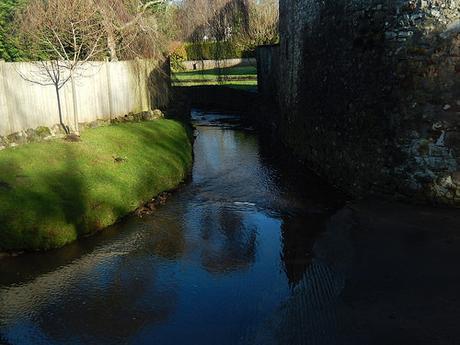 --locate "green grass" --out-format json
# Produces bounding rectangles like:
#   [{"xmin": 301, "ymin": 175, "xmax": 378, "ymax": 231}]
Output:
[
  {"xmin": 173, "ymin": 66, "xmax": 257, "ymax": 81},
  {"xmin": 175, "ymin": 80, "xmax": 258, "ymax": 92},
  {"xmin": 0, "ymin": 120, "xmax": 193, "ymax": 252},
  {"xmin": 172, "ymin": 66, "xmax": 258, "ymax": 92}
]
